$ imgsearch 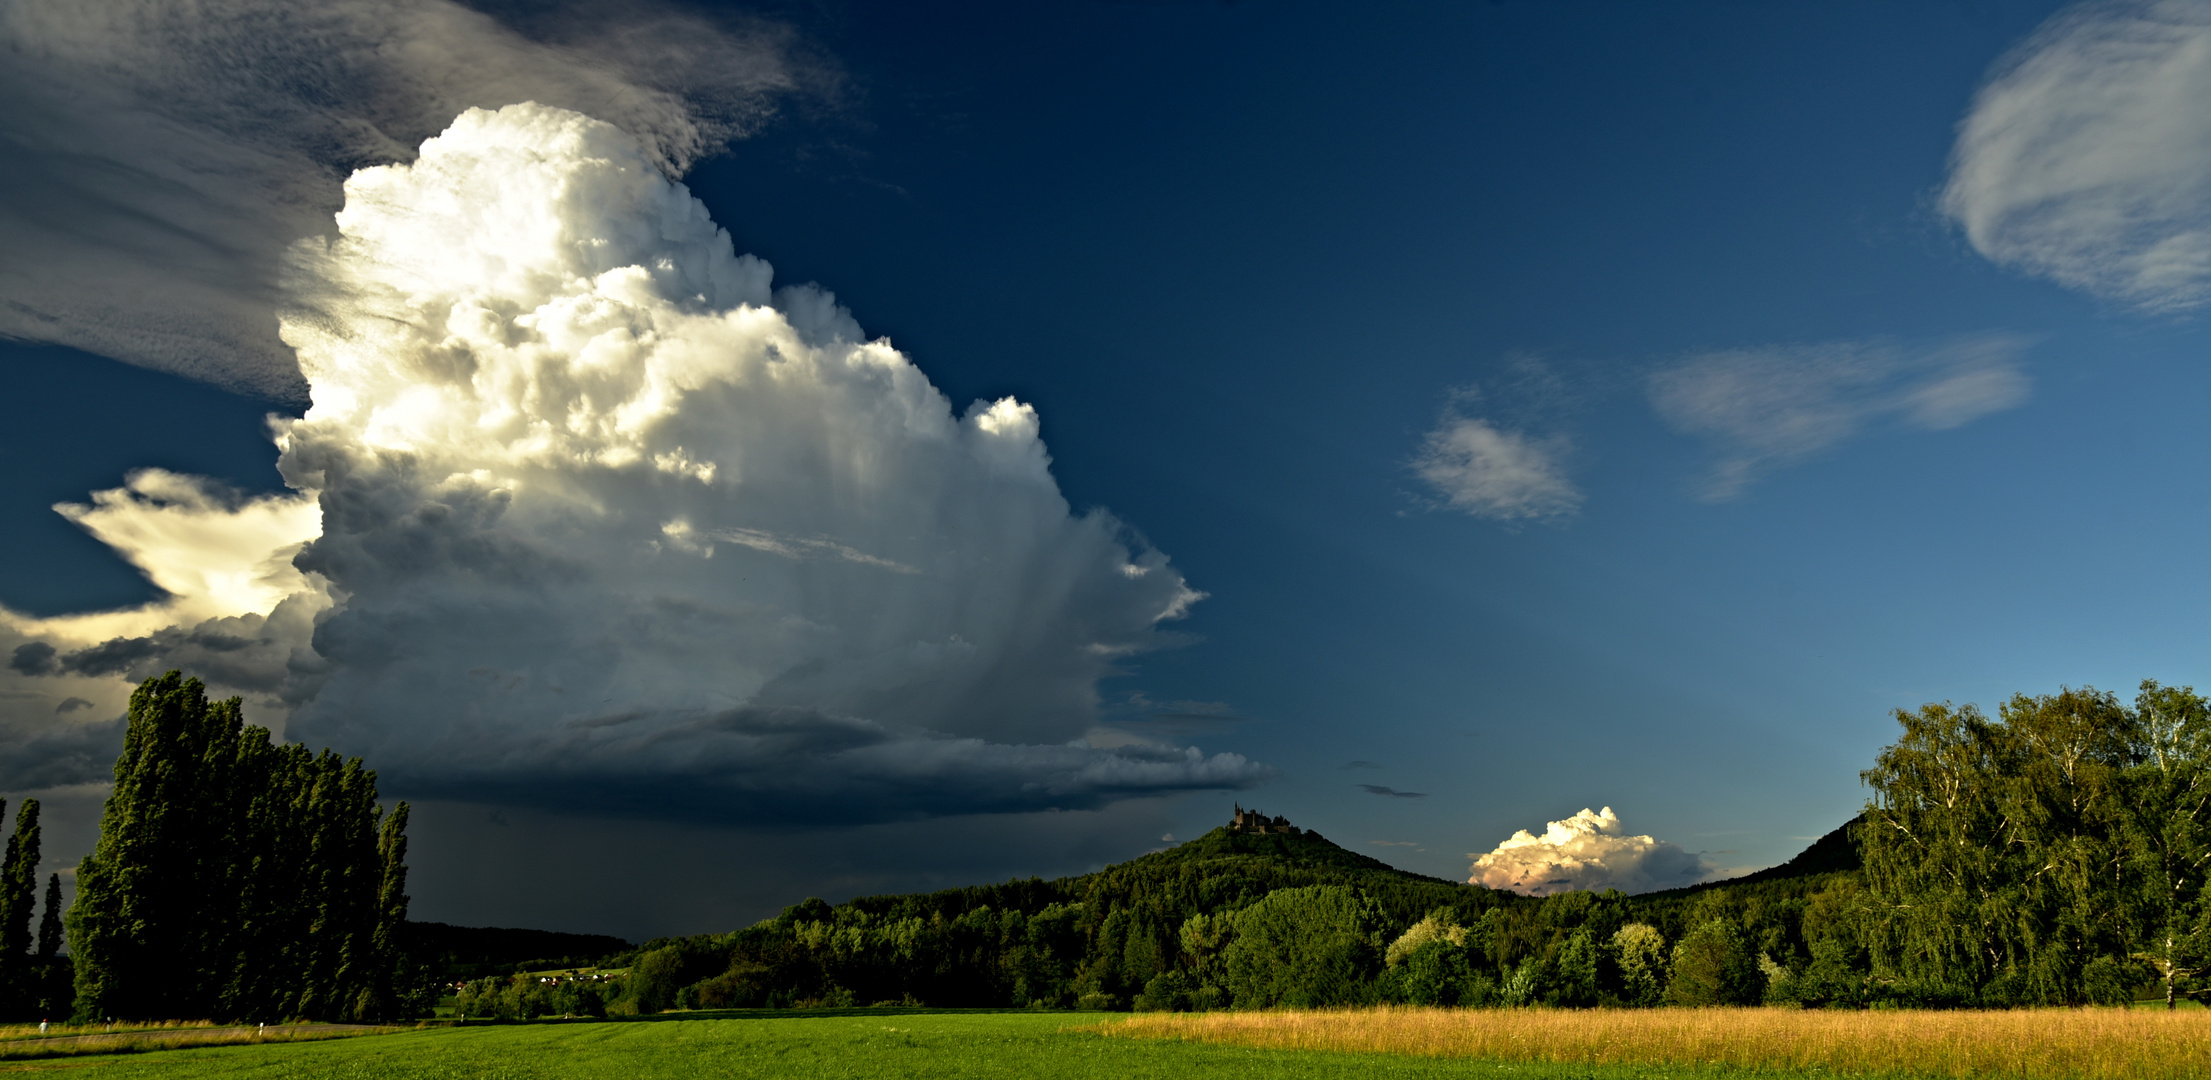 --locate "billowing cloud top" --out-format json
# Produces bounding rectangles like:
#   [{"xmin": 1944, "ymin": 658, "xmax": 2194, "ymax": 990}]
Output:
[
  {"xmin": 1468, "ymin": 806, "xmax": 1715, "ymax": 896},
  {"xmin": 1, "ymin": 104, "xmax": 1265, "ymax": 821},
  {"xmin": 1945, "ymin": 0, "xmax": 2211, "ymax": 312}
]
